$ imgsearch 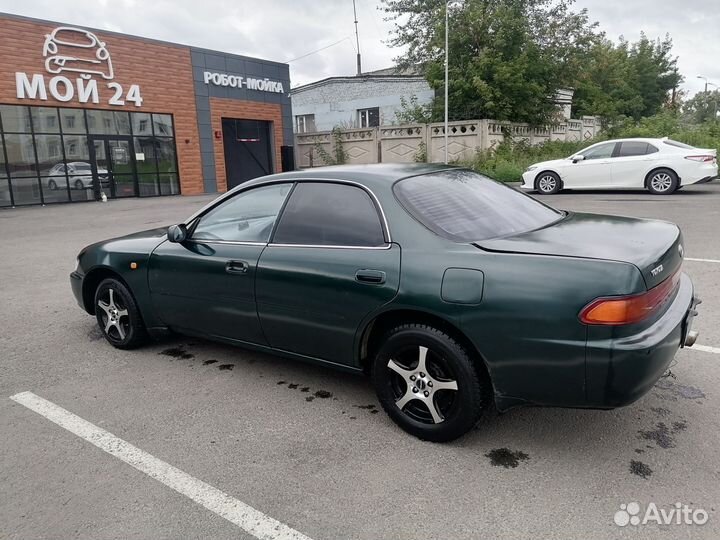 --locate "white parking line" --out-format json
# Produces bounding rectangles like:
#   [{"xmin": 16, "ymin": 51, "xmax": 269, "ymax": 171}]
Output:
[
  {"xmin": 685, "ymin": 257, "xmax": 720, "ymax": 264},
  {"xmin": 9, "ymin": 391, "xmax": 312, "ymax": 540},
  {"xmin": 691, "ymin": 344, "xmax": 720, "ymax": 355}
]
